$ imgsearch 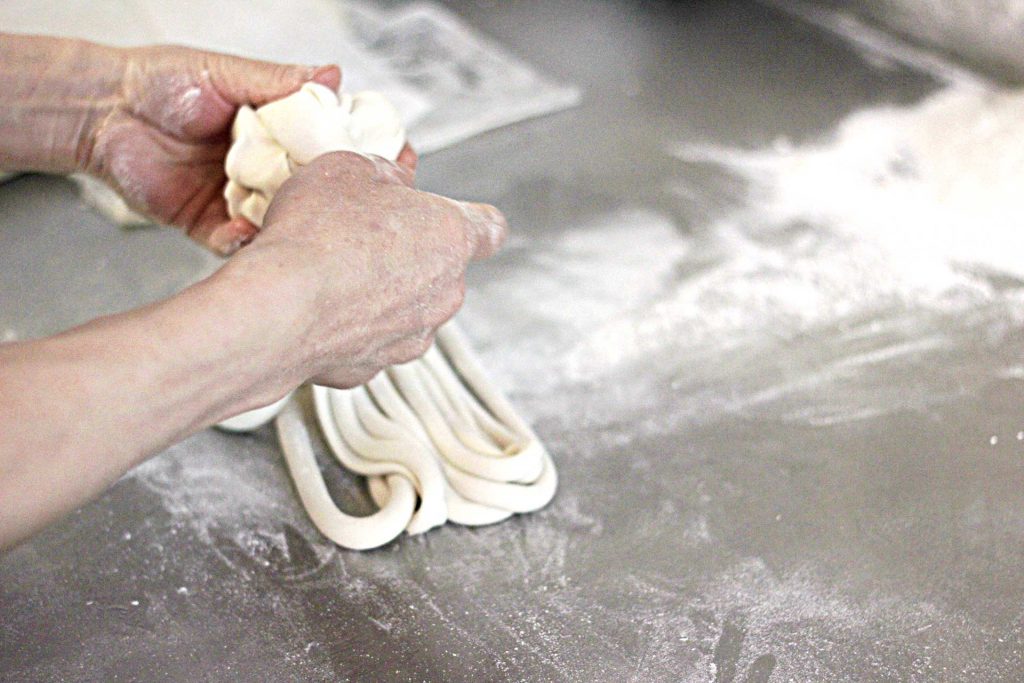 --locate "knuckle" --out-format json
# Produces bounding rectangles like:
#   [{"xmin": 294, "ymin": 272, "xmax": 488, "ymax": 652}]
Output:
[
  {"xmin": 311, "ymin": 149, "xmax": 352, "ymax": 168},
  {"xmin": 410, "ymin": 335, "xmax": 434, "ymax": 360},
  {"xmin": 436, "ymin": 202, "xmax": 471, "ymax": 251},
  {"xmin": 416, "ymin": 332, "xmax": 436, "ymax": 355},
  {"xmin": 357, "ymin": 368, "xmax": 380, "ymax": 386},
  {"xmin": 271, "ymin": 62, "xmax": 302, "ymax": 85},
  {"xmin": 386, "ymin": 334, "xmax": 433, "ymax": 365},
  {"xmin": 309, "ymin": 150, "xmax": 370, "ymax": 177},
  {"xmin": 346, "ymin": 366, "xmax": 380, "ymax": 388}
]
